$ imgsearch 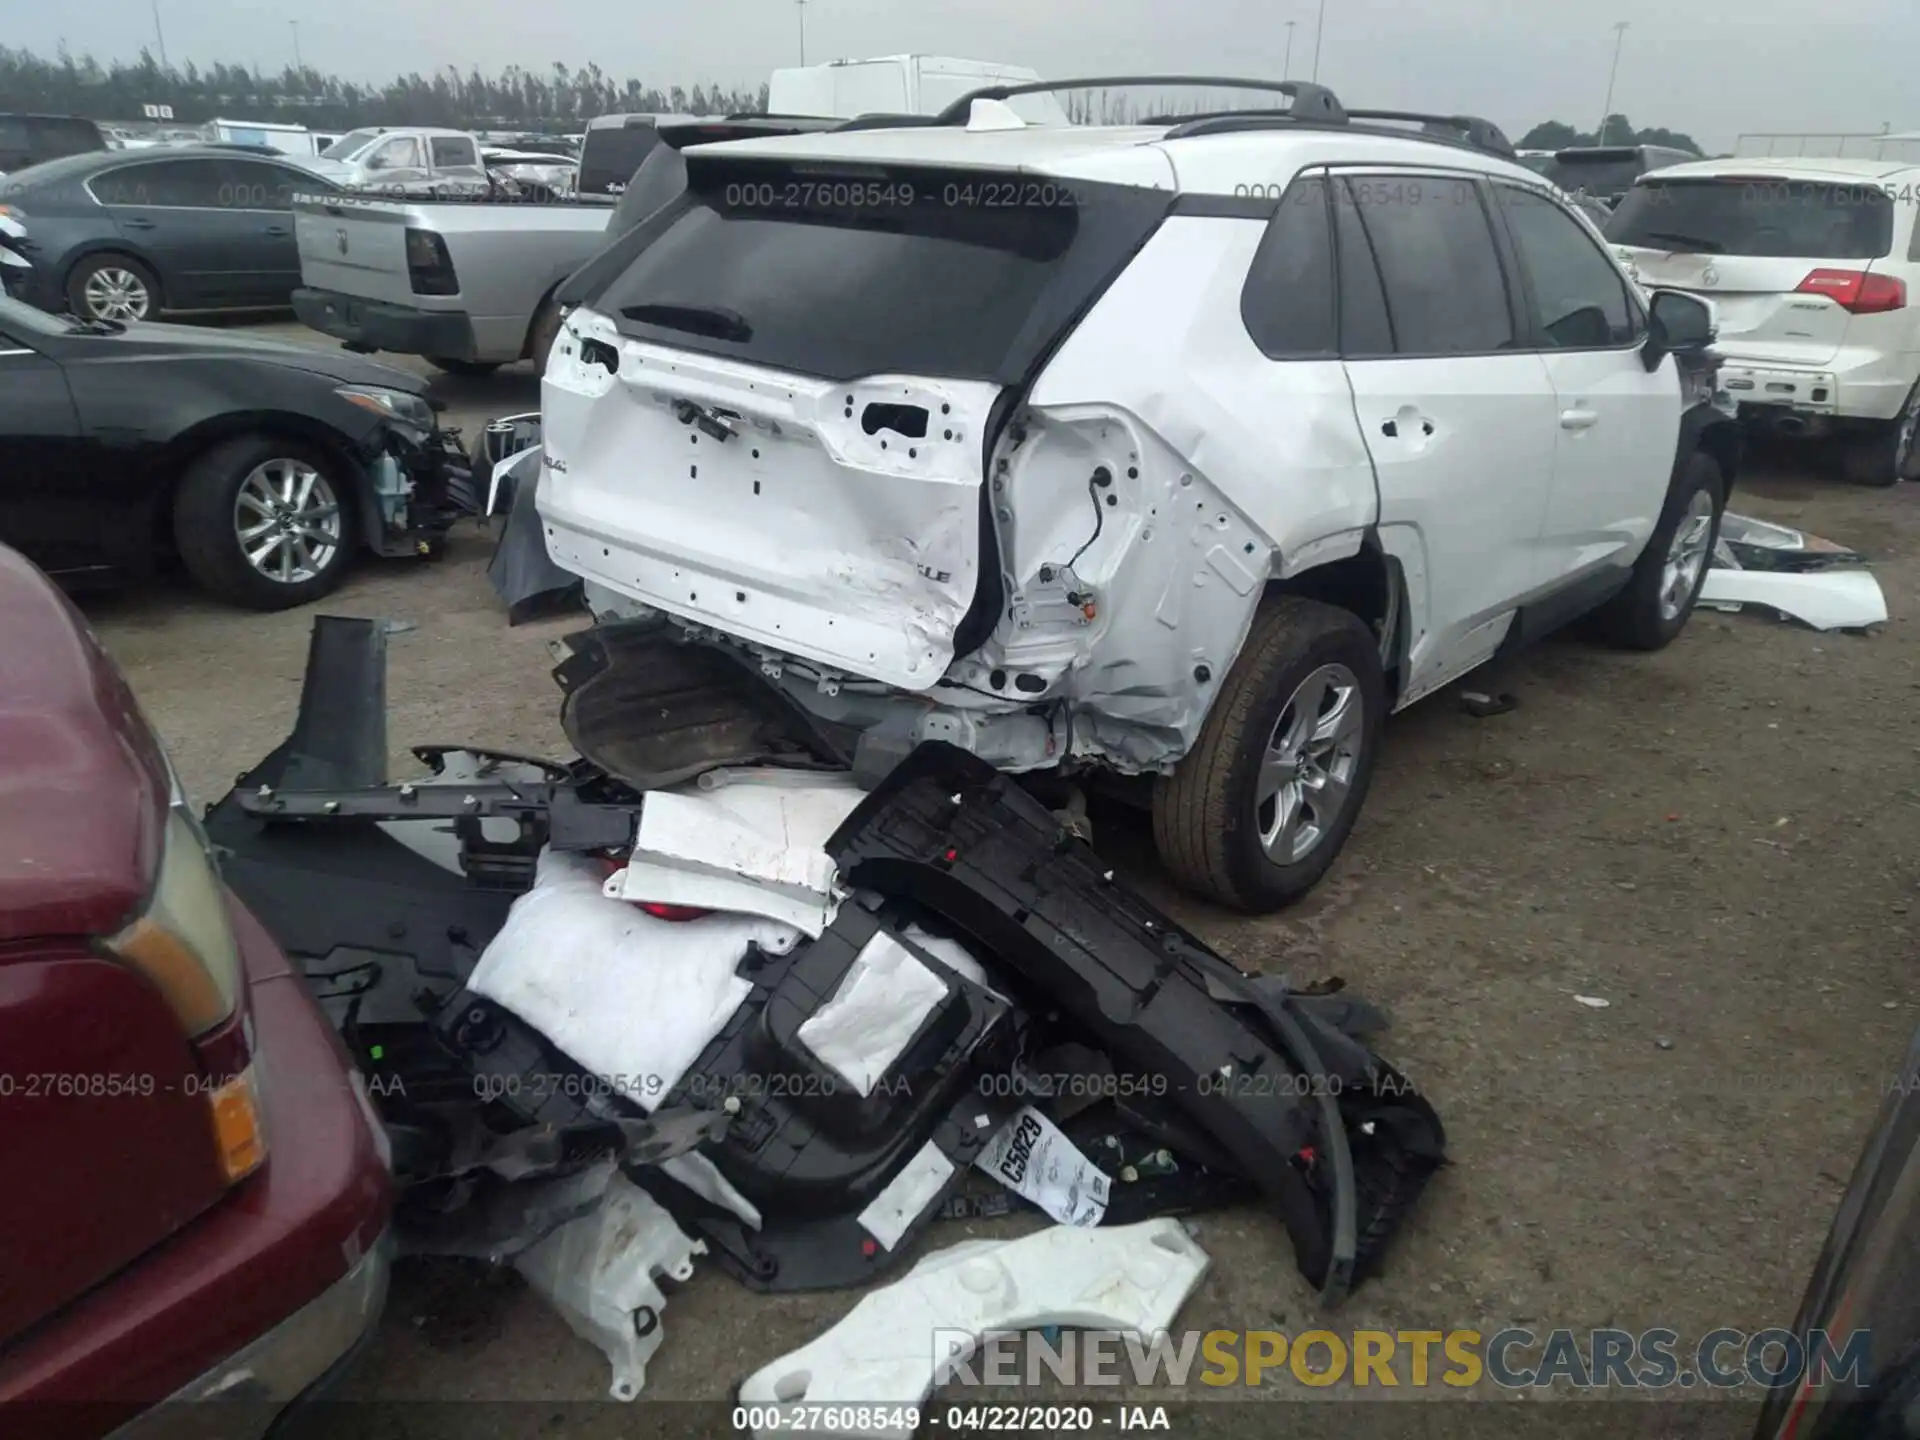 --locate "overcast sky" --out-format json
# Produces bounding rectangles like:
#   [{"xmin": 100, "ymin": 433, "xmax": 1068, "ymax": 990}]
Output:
[{"xmin": 2, "ymin": 0, "xmax": 1914, "ymax": 151}]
